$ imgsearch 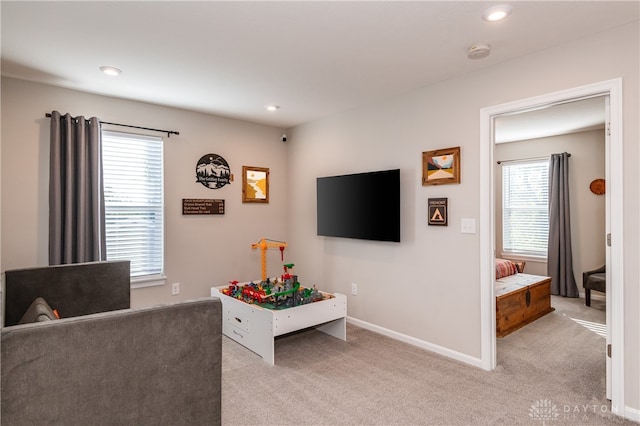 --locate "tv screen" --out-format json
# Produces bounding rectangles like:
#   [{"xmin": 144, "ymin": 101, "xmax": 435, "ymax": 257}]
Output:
[{"xmin": 316, "ymin": 169, "xmax": 400, "ymax": 242}]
